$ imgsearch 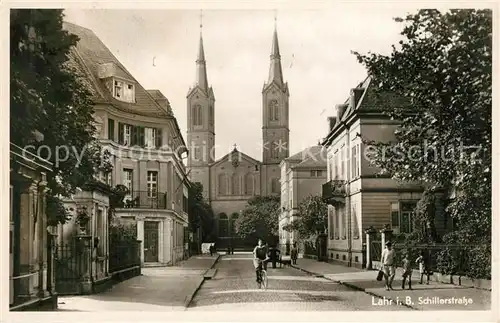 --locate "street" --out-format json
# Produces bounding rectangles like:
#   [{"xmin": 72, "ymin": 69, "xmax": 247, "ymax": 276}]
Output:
[{"xmin": 188, "ymin": 253, "xmax": 410, "ymax": 311}]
